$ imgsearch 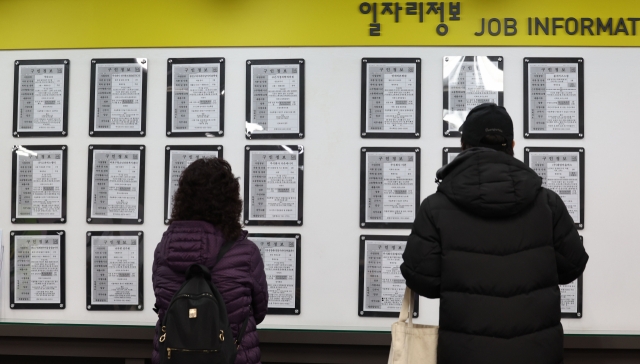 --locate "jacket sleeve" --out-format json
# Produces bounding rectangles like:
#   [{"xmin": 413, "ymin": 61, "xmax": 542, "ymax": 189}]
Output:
[
  {"xmin": 400, "ymin": 198, "xmax": 442, "ymax": 299},
  {"xmin": 152, "ymin": 248, "xmax": 159, "ymax": 314},
  {"xmin": 152, "ymin": 242, "xmax": 170, "ymax": 321},
  {"xmin": 249, "ymin": 246, "xmax": 268, "ymax": 324},
  {"xmin": 548, "ymin": 190, "xmax": 589, "ymax": 284}
]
